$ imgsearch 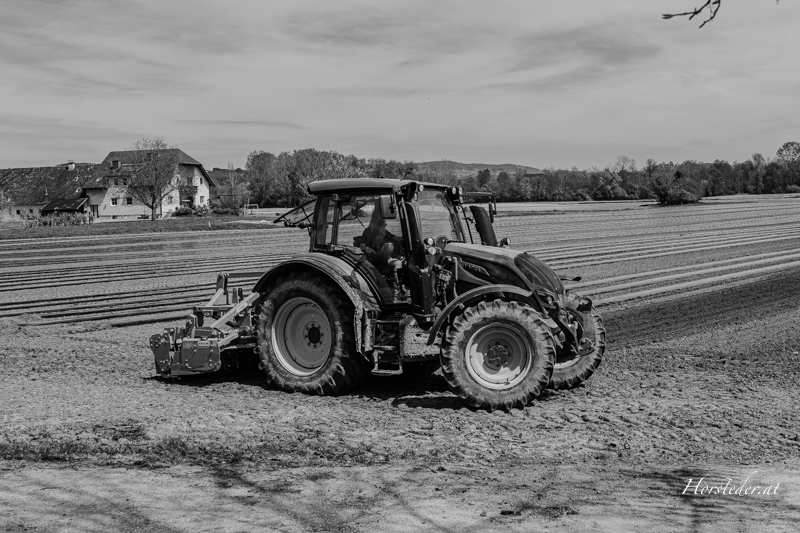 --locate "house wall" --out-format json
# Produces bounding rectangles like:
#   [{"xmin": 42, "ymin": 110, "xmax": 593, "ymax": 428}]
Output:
[
  {"xmin": 86, "ymin": 187, "xmax": 151, "ymax": 219},
  {"xmin": 192, "ymin": 167, "xmax": 211, "ymax": 207},
  {"xmin": 180, "ymin": 166, "xmax": 211, "ymax": 207},
  {"xmin": 2, "ymin": 204, "xmax": 45, "ymax": 221}
]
